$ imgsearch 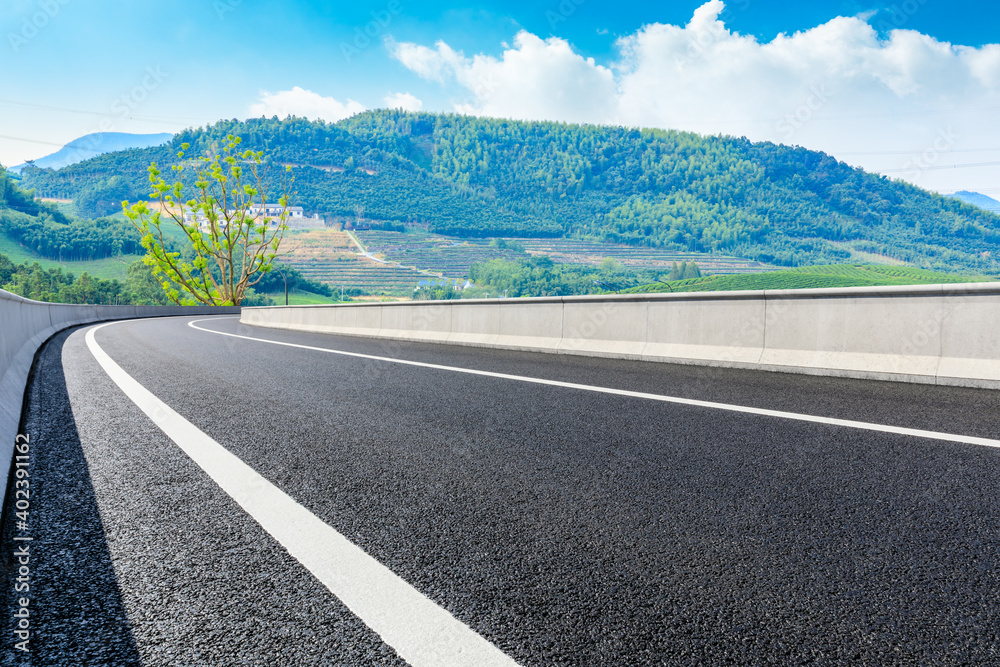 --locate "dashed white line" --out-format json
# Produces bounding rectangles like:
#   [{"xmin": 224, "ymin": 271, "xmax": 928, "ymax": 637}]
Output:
[
  {"xmin": 86, "ymin": 321, "xmax": 520, "ymax": 667},
  {"xmin": 189, "ymin": 317, "xmax": 1000, "ymax": 450}
]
